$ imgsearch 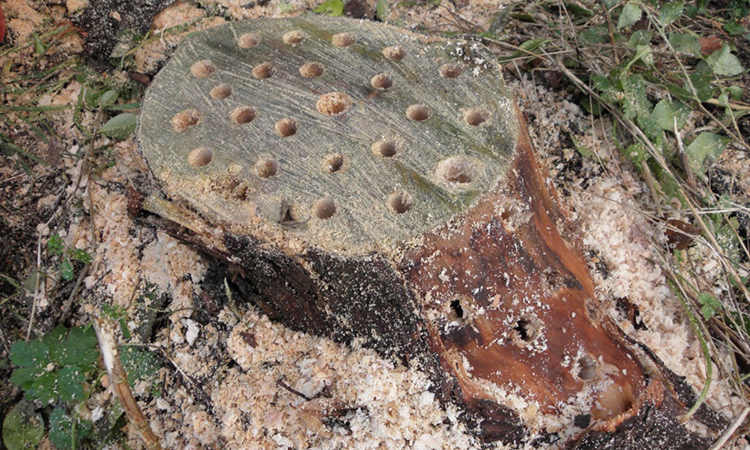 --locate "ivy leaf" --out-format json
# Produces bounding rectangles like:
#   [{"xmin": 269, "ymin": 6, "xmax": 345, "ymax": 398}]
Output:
[
  {"xmin": 659, "ymin": 2, "xmax": 684, "ymax": 26},
  {"xmin": 651, "ymin": 99, "xmax": 691, "ymax": 131},
  {"xmin": 99, "ymin": 113, "xmax": 137, "ymax": 140},
  {"xmin": 705, "ymin": 43, "xmax": 744, "ymax": 76},
  {"xmin": 2, "ymin": 399, "xmax": 44, "ymax": 450},
  {"xmin": 618, "ymin": 2, "xmax": 642, "ymax": 30},
  {"xmin": 685, "ymin": 132, "xmax": 728, "ymax": 173}
]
